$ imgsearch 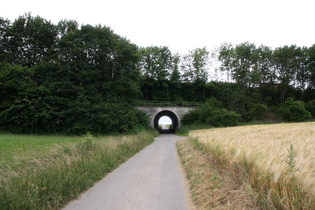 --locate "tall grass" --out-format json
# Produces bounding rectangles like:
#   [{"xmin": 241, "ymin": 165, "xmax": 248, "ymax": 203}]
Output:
[
  {"xmin": 0, "ymin": 132, "xmax": 156, "ymax": 209},
  {"xmin": 190, "ymin": 122, "xmax": 315, "ymax": 209},
  {"xmin": 177, "ymin": 137, "xmax": 259, "ymax": 209}
]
